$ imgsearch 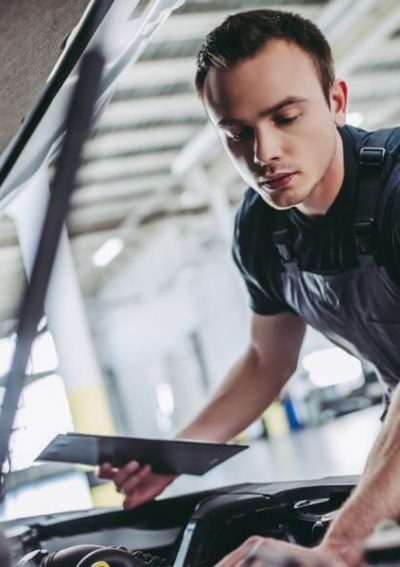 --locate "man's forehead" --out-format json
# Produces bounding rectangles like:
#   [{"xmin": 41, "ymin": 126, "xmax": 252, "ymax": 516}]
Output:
[{"xmin": 203, "ymin": 41, "xmax": 322, "ymax": 122}]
